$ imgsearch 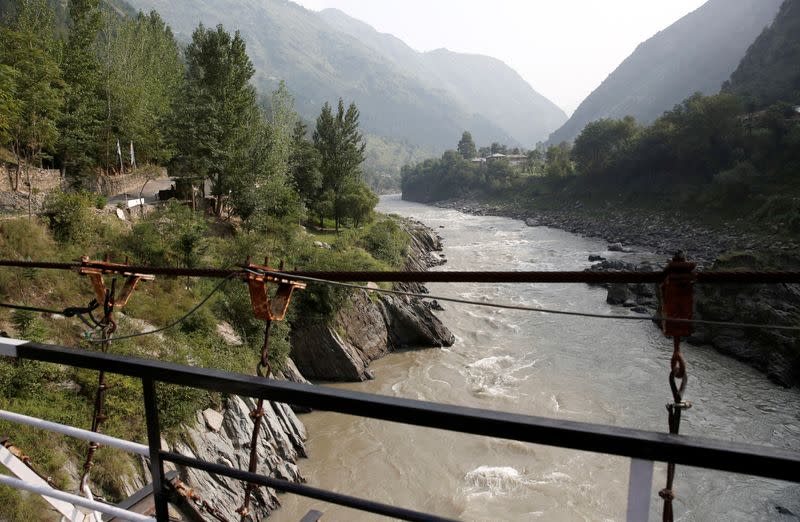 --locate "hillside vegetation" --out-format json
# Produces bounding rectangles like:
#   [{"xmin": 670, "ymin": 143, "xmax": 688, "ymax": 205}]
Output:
[
  {"xmin": 547, "ymin": 0, "xmax": 783, "ymax": 144},
  {"xmin": 724, "ymin": 0, "xmax": 800, "ymax": 108}
]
